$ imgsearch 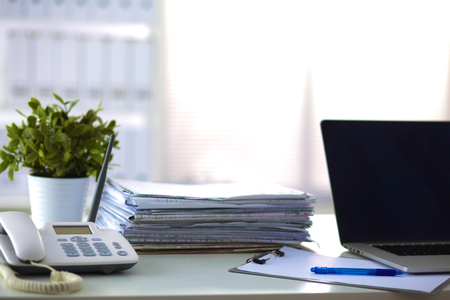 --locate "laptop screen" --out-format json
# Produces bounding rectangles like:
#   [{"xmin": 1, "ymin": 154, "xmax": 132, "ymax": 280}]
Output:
[{"xmin": 321, "ymin": 120, "xmax": 450, "ymax": 244}]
